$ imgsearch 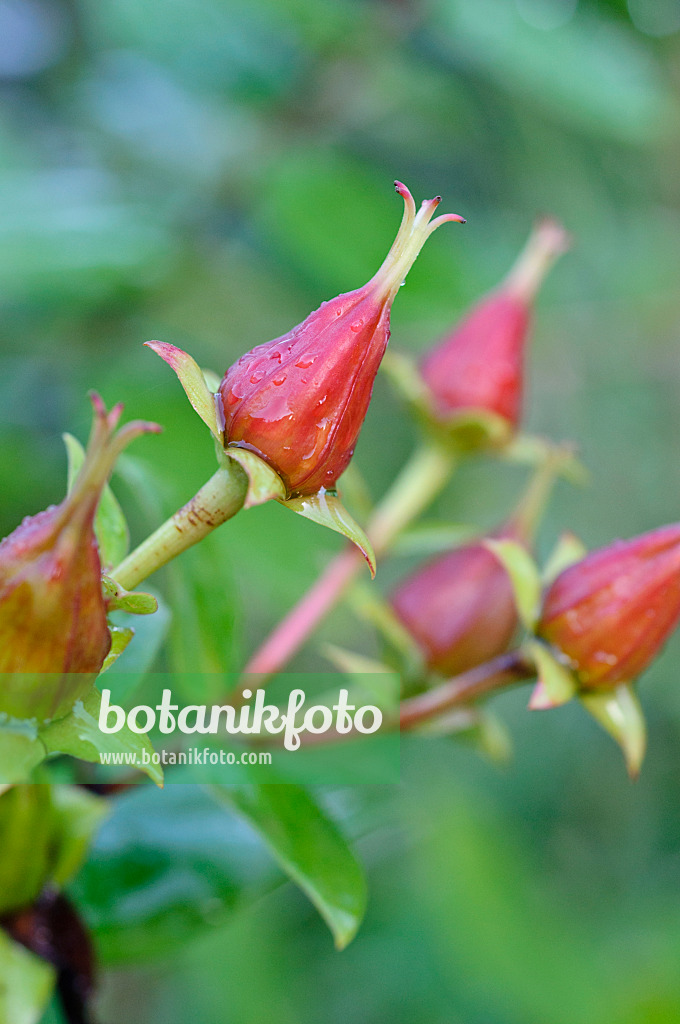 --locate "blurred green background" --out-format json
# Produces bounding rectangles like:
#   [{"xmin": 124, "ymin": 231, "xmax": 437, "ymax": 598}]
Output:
[{"xmin": 3, "ymin": 0, "xmax": 680, "ymax": 1020}]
